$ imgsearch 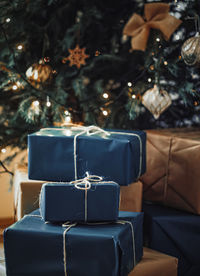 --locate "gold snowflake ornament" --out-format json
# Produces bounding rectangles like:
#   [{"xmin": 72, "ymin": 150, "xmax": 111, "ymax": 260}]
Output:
[{"xmin": 62, "ymin": 45, "xmax": 89, "ymax": 69}]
